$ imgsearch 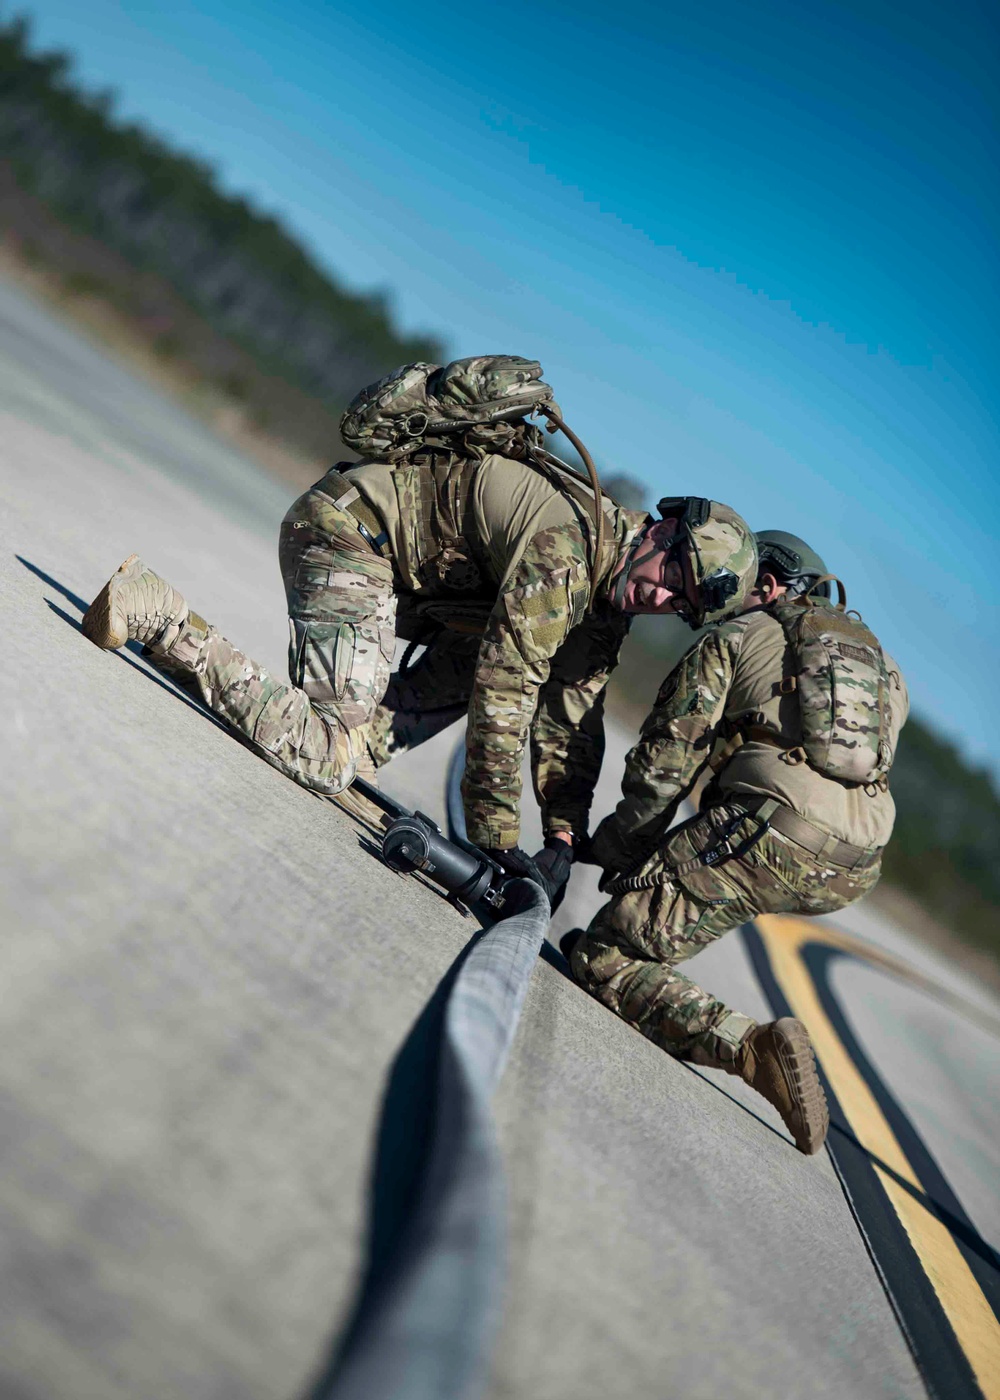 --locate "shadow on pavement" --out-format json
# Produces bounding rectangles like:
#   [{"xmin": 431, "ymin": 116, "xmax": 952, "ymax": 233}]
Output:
[
  {"xmin": 687, "ymin": 1046, "xmax": 1000, "ymax": 1255},
  {"xmin": 829, "ymin": 1124, "xmax": 1000, "ymax": 1274},
  {"xmin": 680, "ymin": 1061, "xmax": 792, "ymax": 1149},
  {"xmin": 304, "ymin": 942, "xmax": 475, "ymax": 1398}
]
